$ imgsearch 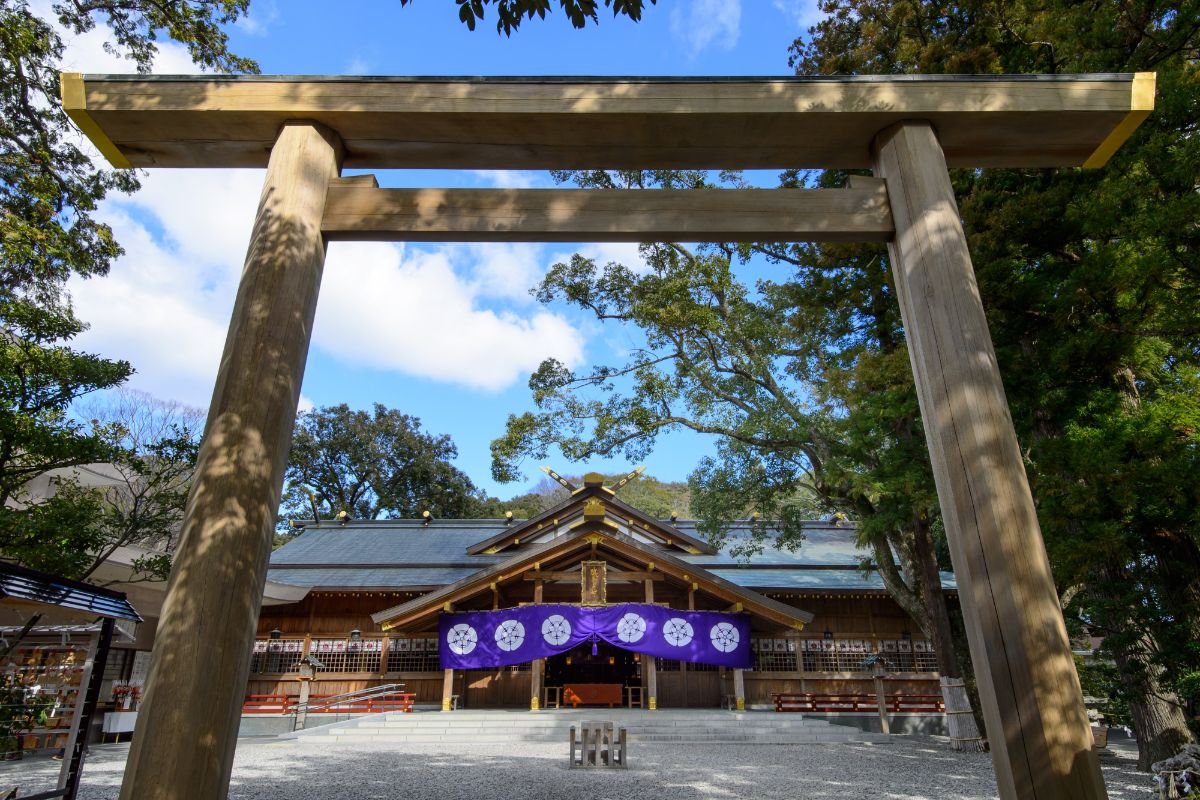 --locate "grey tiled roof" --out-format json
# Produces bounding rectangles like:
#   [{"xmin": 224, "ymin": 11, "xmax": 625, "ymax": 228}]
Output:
[
  {"xmin": 271, "ymin": 520, "xmax": 507, "ymax": 566},
  {"xmin": 678, "ymin": 523, "xmax": 870, "ymax": 567},
  {"xmin": 265, "ymin": 567, "xmax": 480, "ymax": 588},
  {"xmin": 709, "ymin": 568, "xmax": 958, "ymax": 592},
  {"xmin": 266, "ymin": 517, "xmax": 954, "ymax": 592}
]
